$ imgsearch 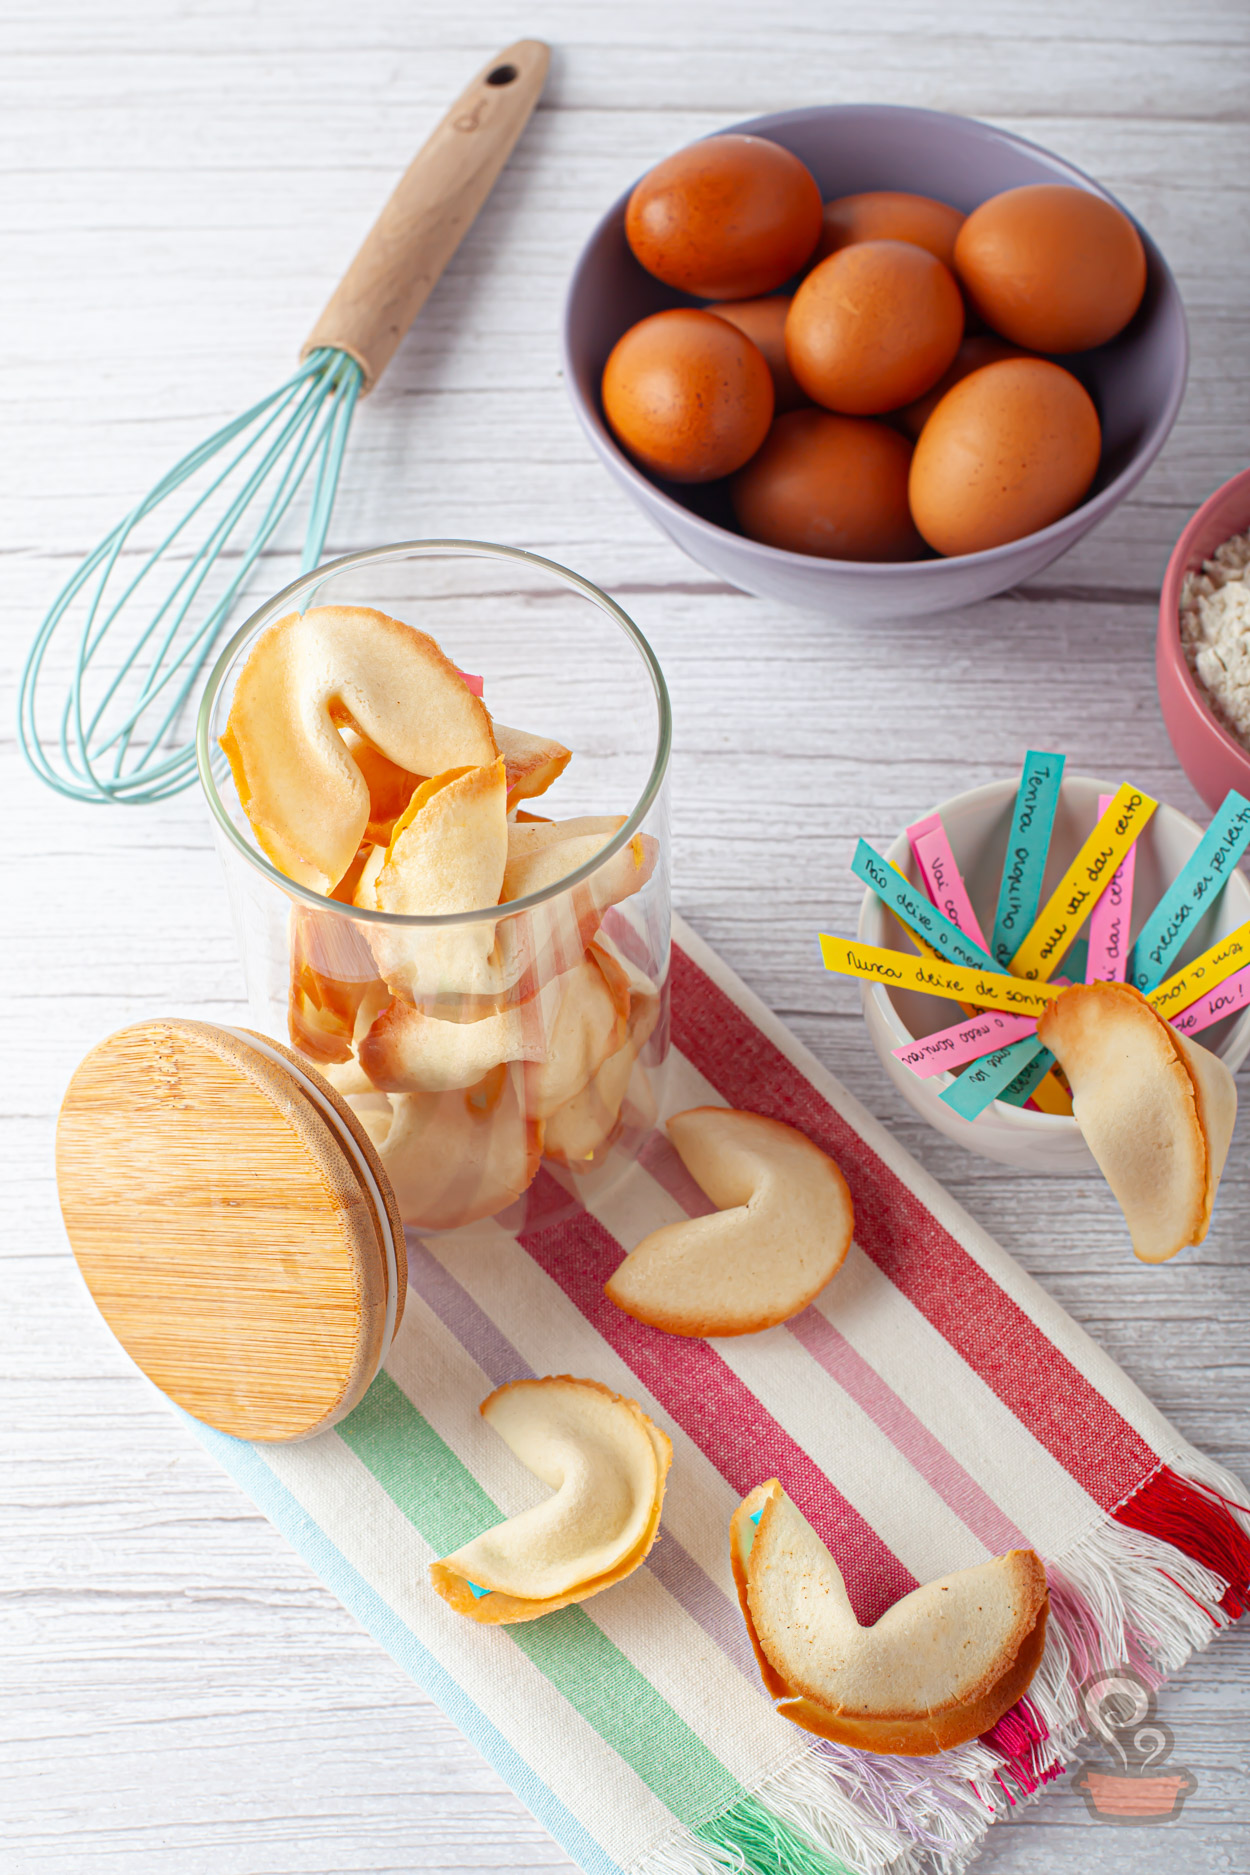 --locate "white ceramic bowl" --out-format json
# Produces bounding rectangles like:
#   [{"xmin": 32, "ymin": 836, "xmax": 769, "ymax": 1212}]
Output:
[{"xmin": 858, "ymin": 775, "xmax": 1250, "ymax": 1173}]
